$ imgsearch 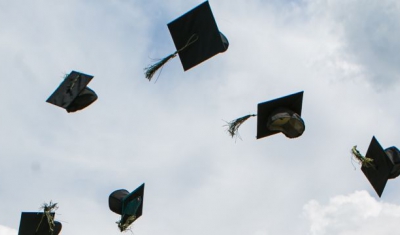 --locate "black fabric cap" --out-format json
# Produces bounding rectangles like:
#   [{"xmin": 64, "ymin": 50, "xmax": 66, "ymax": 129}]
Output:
[
  {"xmin": 167, "ymin": 1, "xmax": 228, "ymax": 71},
  {"xmin": 109, "ymin": 189, "xmax": 130, "ymax": 215},
  {"xmin": 362, "ymin": 136, "xmax": 393, "ymax": 197},
  {"xmin": 256, "ymin": 91, "xmax": 304, "ymax": 139},
  {"xmin": 385, "ymin": 146, "xmax": 400, "ymax": 179},
  {"xmin": 18, "ymin": 212, "xmax": 62, "ymax": 235},
  {"xmin": 46, "ymin": 71, "xmax": 97, "ymax": 112}
]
